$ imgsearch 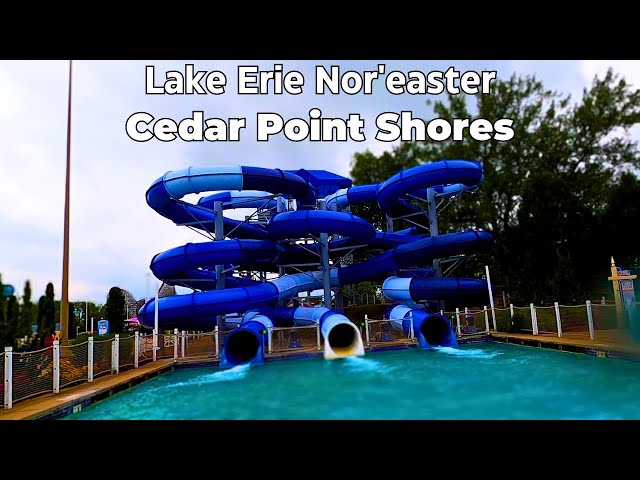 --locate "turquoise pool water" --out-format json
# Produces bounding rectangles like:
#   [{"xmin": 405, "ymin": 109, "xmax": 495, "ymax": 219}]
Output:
[{"xmin": 63, "ymin": 343, "xmax": 640, "ymax": 420}]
